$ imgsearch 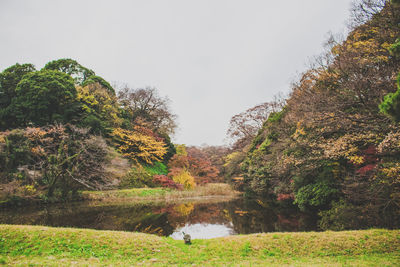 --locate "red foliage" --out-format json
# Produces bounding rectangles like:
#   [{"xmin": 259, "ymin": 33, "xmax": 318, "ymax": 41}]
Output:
[
  {"xmin": 277, "ymin": 193, "xmax": 294, "ymax": 201},
  {"xmin": 167, "ymin": 148, "xmax": 221, "ymax": 185},
  {"xmin": 167, "ymin": 167, "xmax": 184, "ymax": 179},
  {"xmin": 187, "ymin": 155, "xmax": 219, "ymax": 185},
  {"xmin": 363, "ymin": 145, "xmax": 378, "ymax": 163},
  {"xmin": 153, "ymin": 175, "xmax": 183, "ymax": 190},
  {"xmin": 168, "ymin": 154, "xmax": 189, "ymax": 169},
  {"xmin": 356, "ymin": 164, "xmax": 377, "ymax": 176},
  {"xmin": 186, "ymin": 147, "xmax": 220, "ymax": 184},
  {"xmin": 356, "ymin": 146, "xmax": 378, "ymax": 176}
]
